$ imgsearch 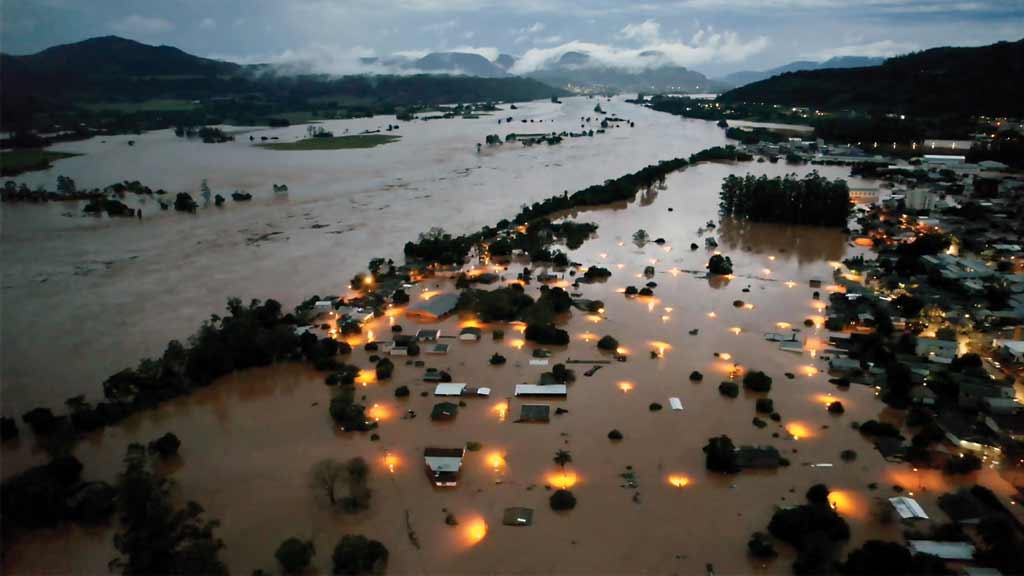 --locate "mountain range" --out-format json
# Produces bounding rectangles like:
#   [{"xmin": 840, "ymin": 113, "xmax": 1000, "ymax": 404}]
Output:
[
  {"xmin": 719, "ymin": 56, "xmax": 885, "ymax": 87},
  {"xmin": 719, "ymin": 39, "xmax": 1024, "ymax": 116}
]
